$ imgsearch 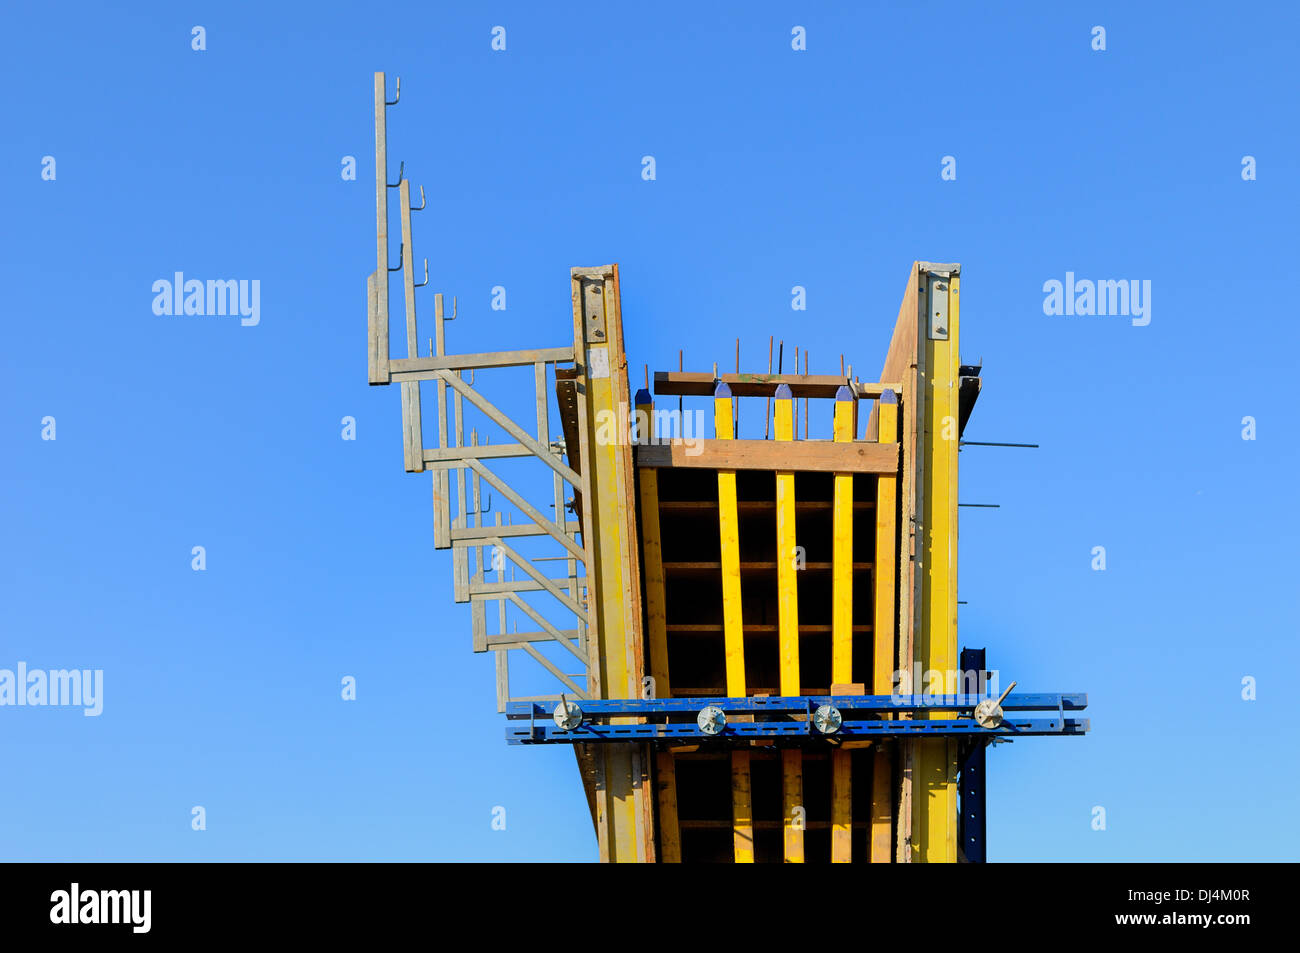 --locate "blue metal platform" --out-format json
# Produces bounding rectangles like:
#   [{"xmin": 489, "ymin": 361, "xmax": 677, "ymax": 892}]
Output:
[{"xmin": 504, "ymin": 693, "xmax": 1089, "ymax": 745}]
